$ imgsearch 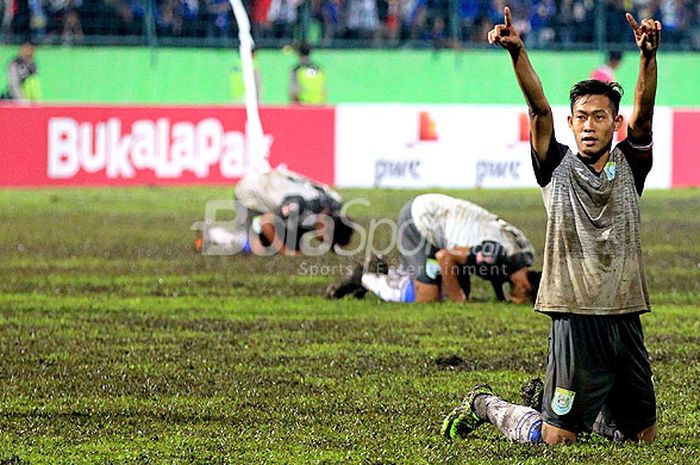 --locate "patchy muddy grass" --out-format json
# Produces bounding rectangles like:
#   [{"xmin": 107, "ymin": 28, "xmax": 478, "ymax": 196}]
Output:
[{"xmin": 0, "ymin": 187, "xmax": 698, "ymax": 464}]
